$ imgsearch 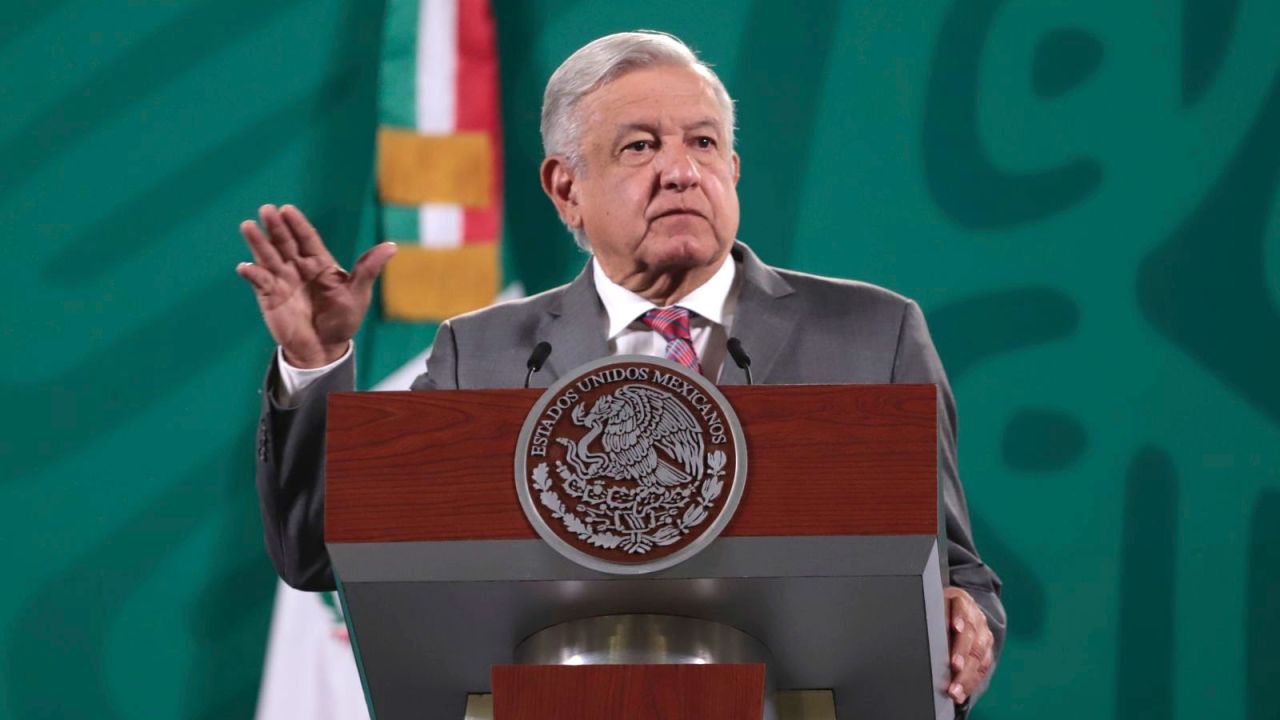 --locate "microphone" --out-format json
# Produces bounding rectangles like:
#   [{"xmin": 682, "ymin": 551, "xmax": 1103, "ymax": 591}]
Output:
[
  {"xmin": 726, "ymin": 337, "xmax": 753, "ymax": 385},
  {"xmin": 524, "ymin": 341, "xmax": 552, "ymax": 388}
]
